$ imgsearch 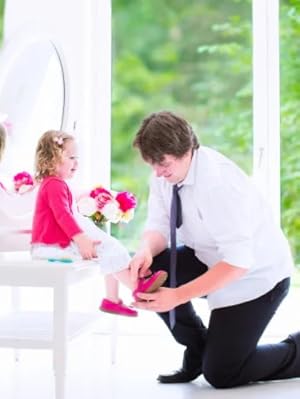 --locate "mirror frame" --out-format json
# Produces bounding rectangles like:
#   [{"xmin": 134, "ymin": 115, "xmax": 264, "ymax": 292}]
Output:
[{"xmin": 0, "ymin": 30, "xmax": 67, "ymax": 131}]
